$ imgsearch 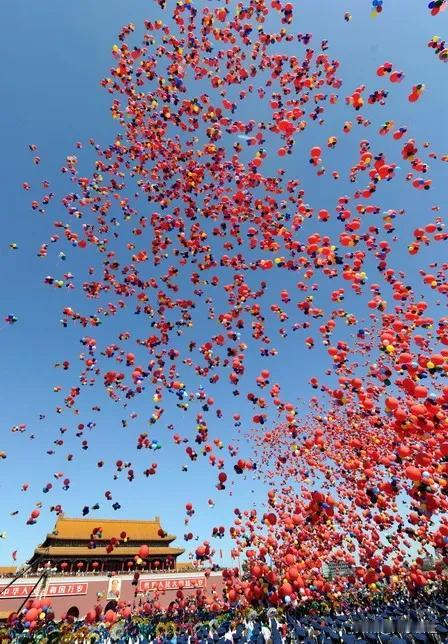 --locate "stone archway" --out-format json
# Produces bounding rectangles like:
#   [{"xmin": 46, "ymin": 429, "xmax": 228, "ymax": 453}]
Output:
[
  {"xmin": 67, "ymin": 605, "xmax": 79, "ymax": 619},
  {"xmin": 104, "ymin": 600, "xmax": 117, "ymax": 613}
]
